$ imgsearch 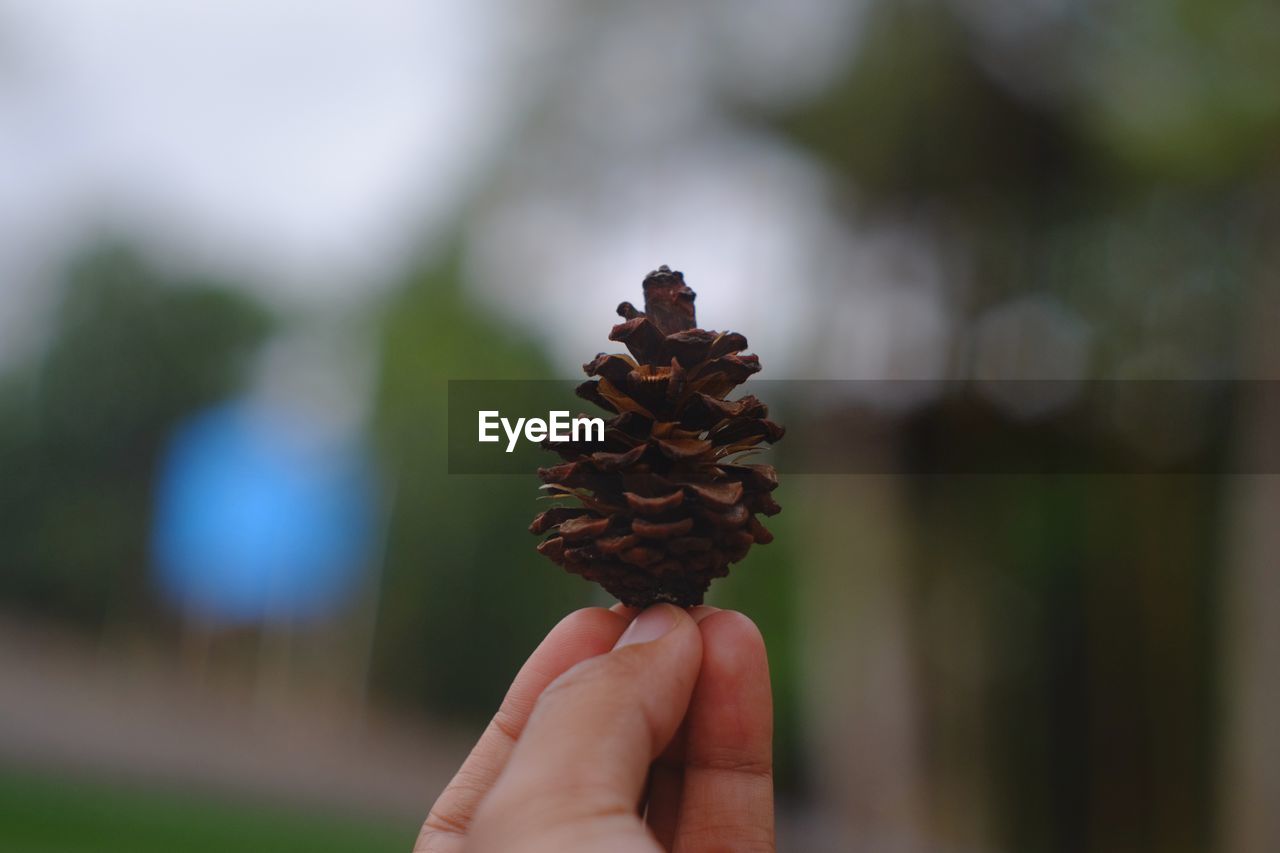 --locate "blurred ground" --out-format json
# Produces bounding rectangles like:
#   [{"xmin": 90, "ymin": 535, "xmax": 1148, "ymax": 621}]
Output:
[
  {"xmin": 0, "ymin": 610, "xmax": 849, "ymax": 851},
  {"xmin": 0, "ymin": 612, "xmax": 462, "ymax": 844},
  {"xmin": 0, "ymin": 770, "xmax": 410, "ymax": 853}
]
